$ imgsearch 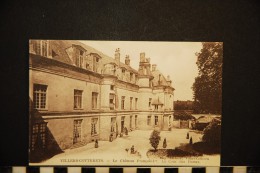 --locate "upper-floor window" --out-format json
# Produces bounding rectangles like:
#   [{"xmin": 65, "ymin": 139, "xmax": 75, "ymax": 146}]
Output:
[
  {"xmin": 109, "ymin": 93, "xmax": 115, "ymax": 110},
  {"xmin": 76, "ymin": 50, "xmax": 84, "ymax": 67},
  {"xmin": 35, "ymin": 40, "xmax": 49, "ymax": 57},
  {"xmin": 149, "ymin": 98, "xmax": 152, "ymax": 108},
  {"xmin": 92, "ymin": 92, "xmax": 98, "ymax": 109},
  {"xmin": 135, "ymin": 98, "xmax": 138, "ymax": 110},
  {"xmin": 74, "ymin": 90, "xmax": 83, "ymax": 109},
  {"xmin": 130, "ymin": 97, "xmax": 133, "ymax": 110},
  {"xmin": 121, "ymin": 96, "xmax": 125, "ymax": 110},
  {"xmin": 110, "ymin": 85, "xmax": 115, "ymax": 90},
  {"xmin": 155, "ymin": 105, "xmax": 159, "ymax": 110},
  {"xmin": 33, "ymin": 84, "xmax": 47, "ymax": 109},
  {"xmin": 130, "ymin": 73, "xmax": 133, "ymax": 82}
]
